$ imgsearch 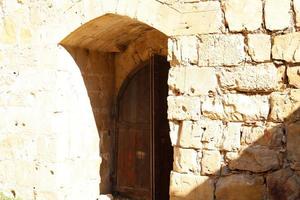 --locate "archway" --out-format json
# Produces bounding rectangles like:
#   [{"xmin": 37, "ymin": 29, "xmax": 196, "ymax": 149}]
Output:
[{"xmin": 60, "ymin": 13, "xmax": 171, "ymax": 196}]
